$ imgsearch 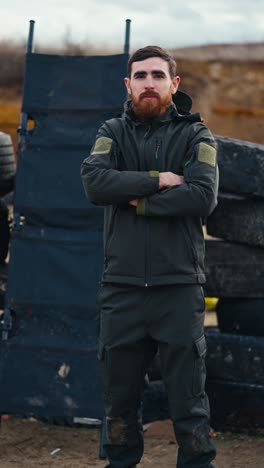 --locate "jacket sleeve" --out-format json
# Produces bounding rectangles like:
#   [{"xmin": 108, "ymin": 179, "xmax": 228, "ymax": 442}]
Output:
[
  {"xmin": 136, "ymin": 124, "xmax": 219, "ymax": 218},
  {"xmin": 81, "ymin": 124, "xmax": 160, "ymax": 205}
]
